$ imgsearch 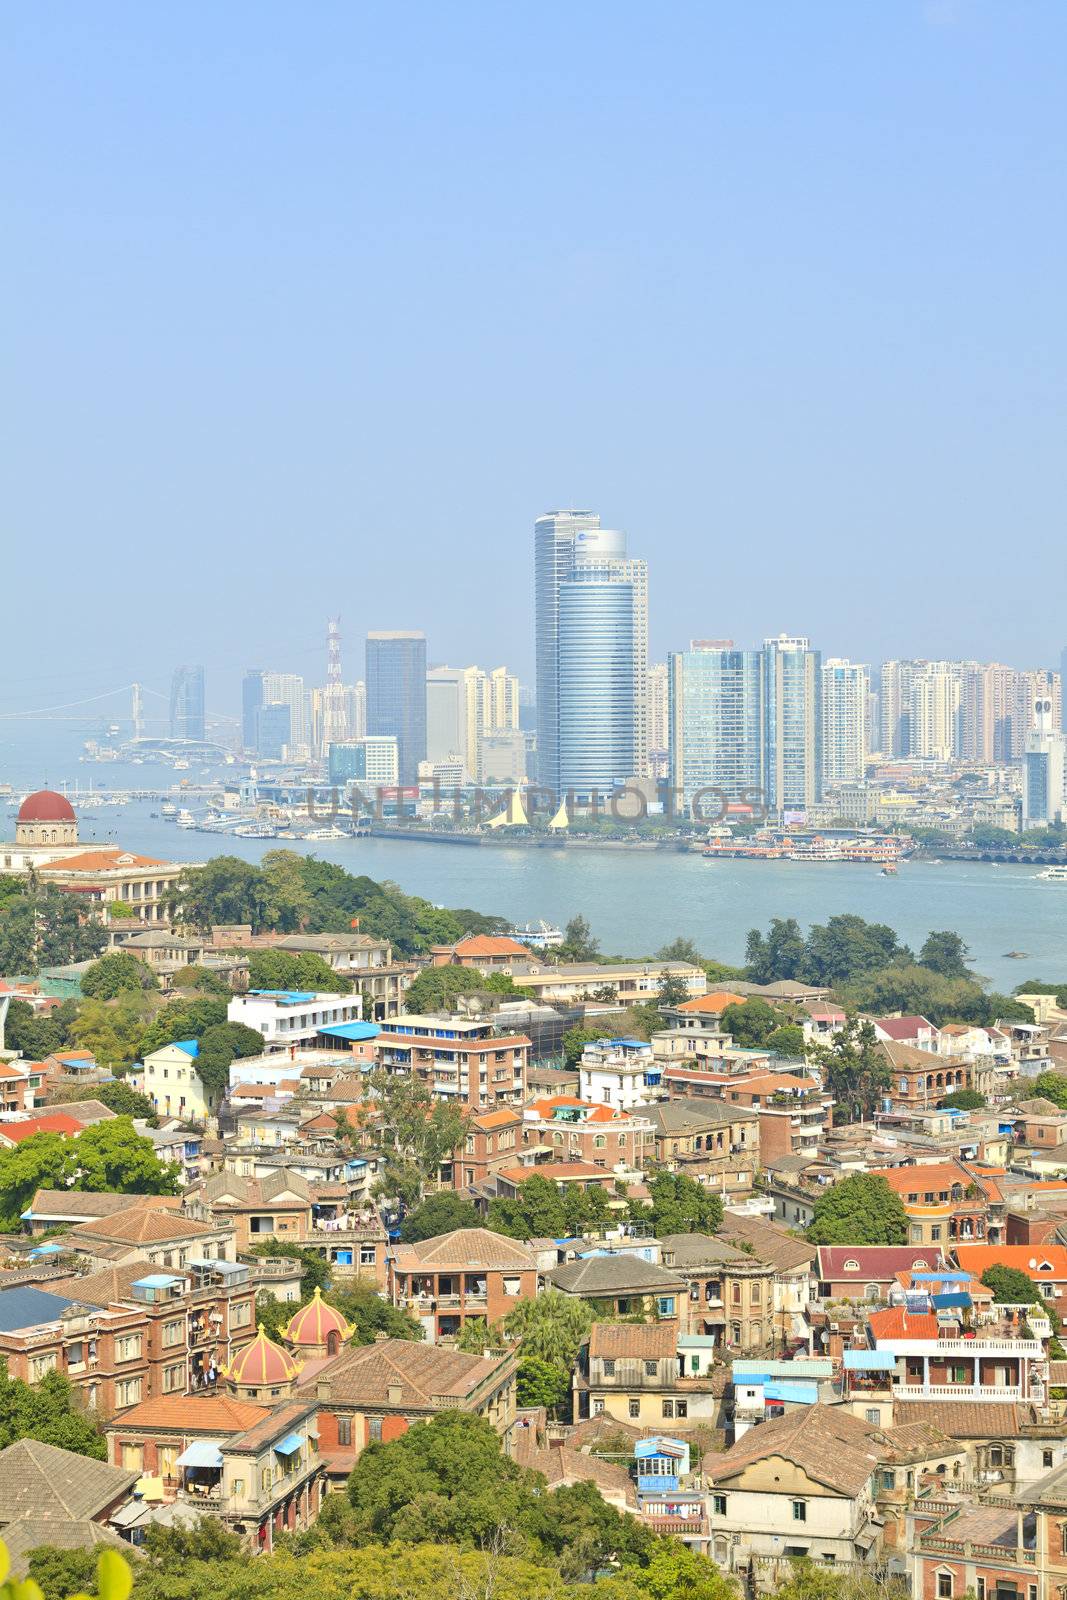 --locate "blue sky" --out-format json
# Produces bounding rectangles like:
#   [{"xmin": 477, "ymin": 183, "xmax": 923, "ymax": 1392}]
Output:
[{"xmin": 3, "ymin": 1, "xmax": 1065, "ymax": 718}]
